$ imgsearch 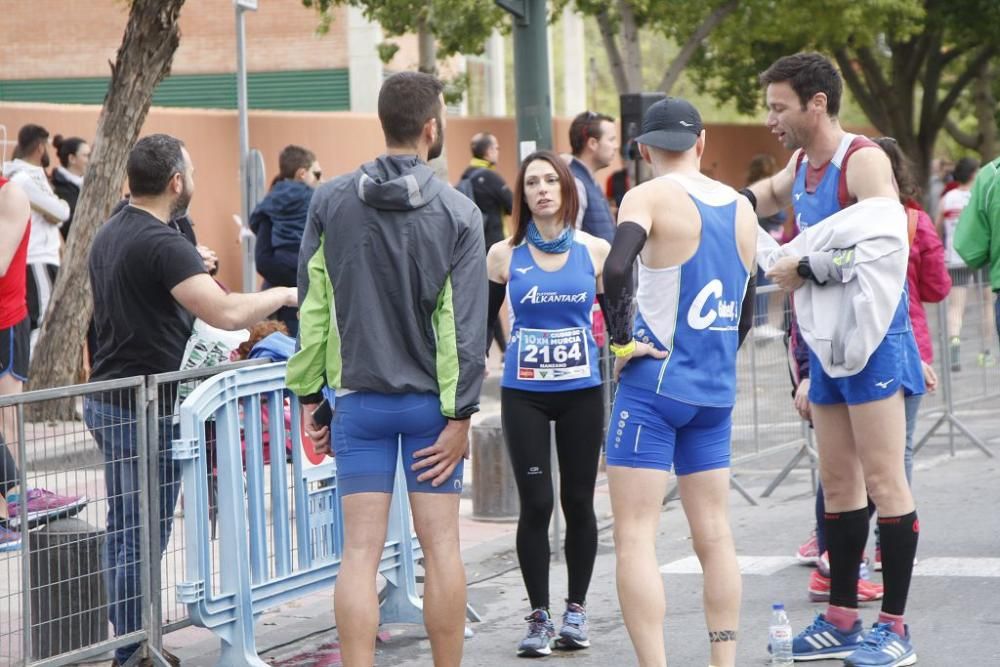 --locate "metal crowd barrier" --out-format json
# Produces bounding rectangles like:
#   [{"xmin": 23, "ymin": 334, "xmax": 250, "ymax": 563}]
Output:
[
  {"xmin": 0, "ymin": 377, "xmax": 146, "ymax": 666},
  {"xmin": 171, "ymin": 362, "xmax": 432, "ymax": 667},
  {"xmin": 915, "ymin": 266, "xmax": 998, "ymax": 456}
]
